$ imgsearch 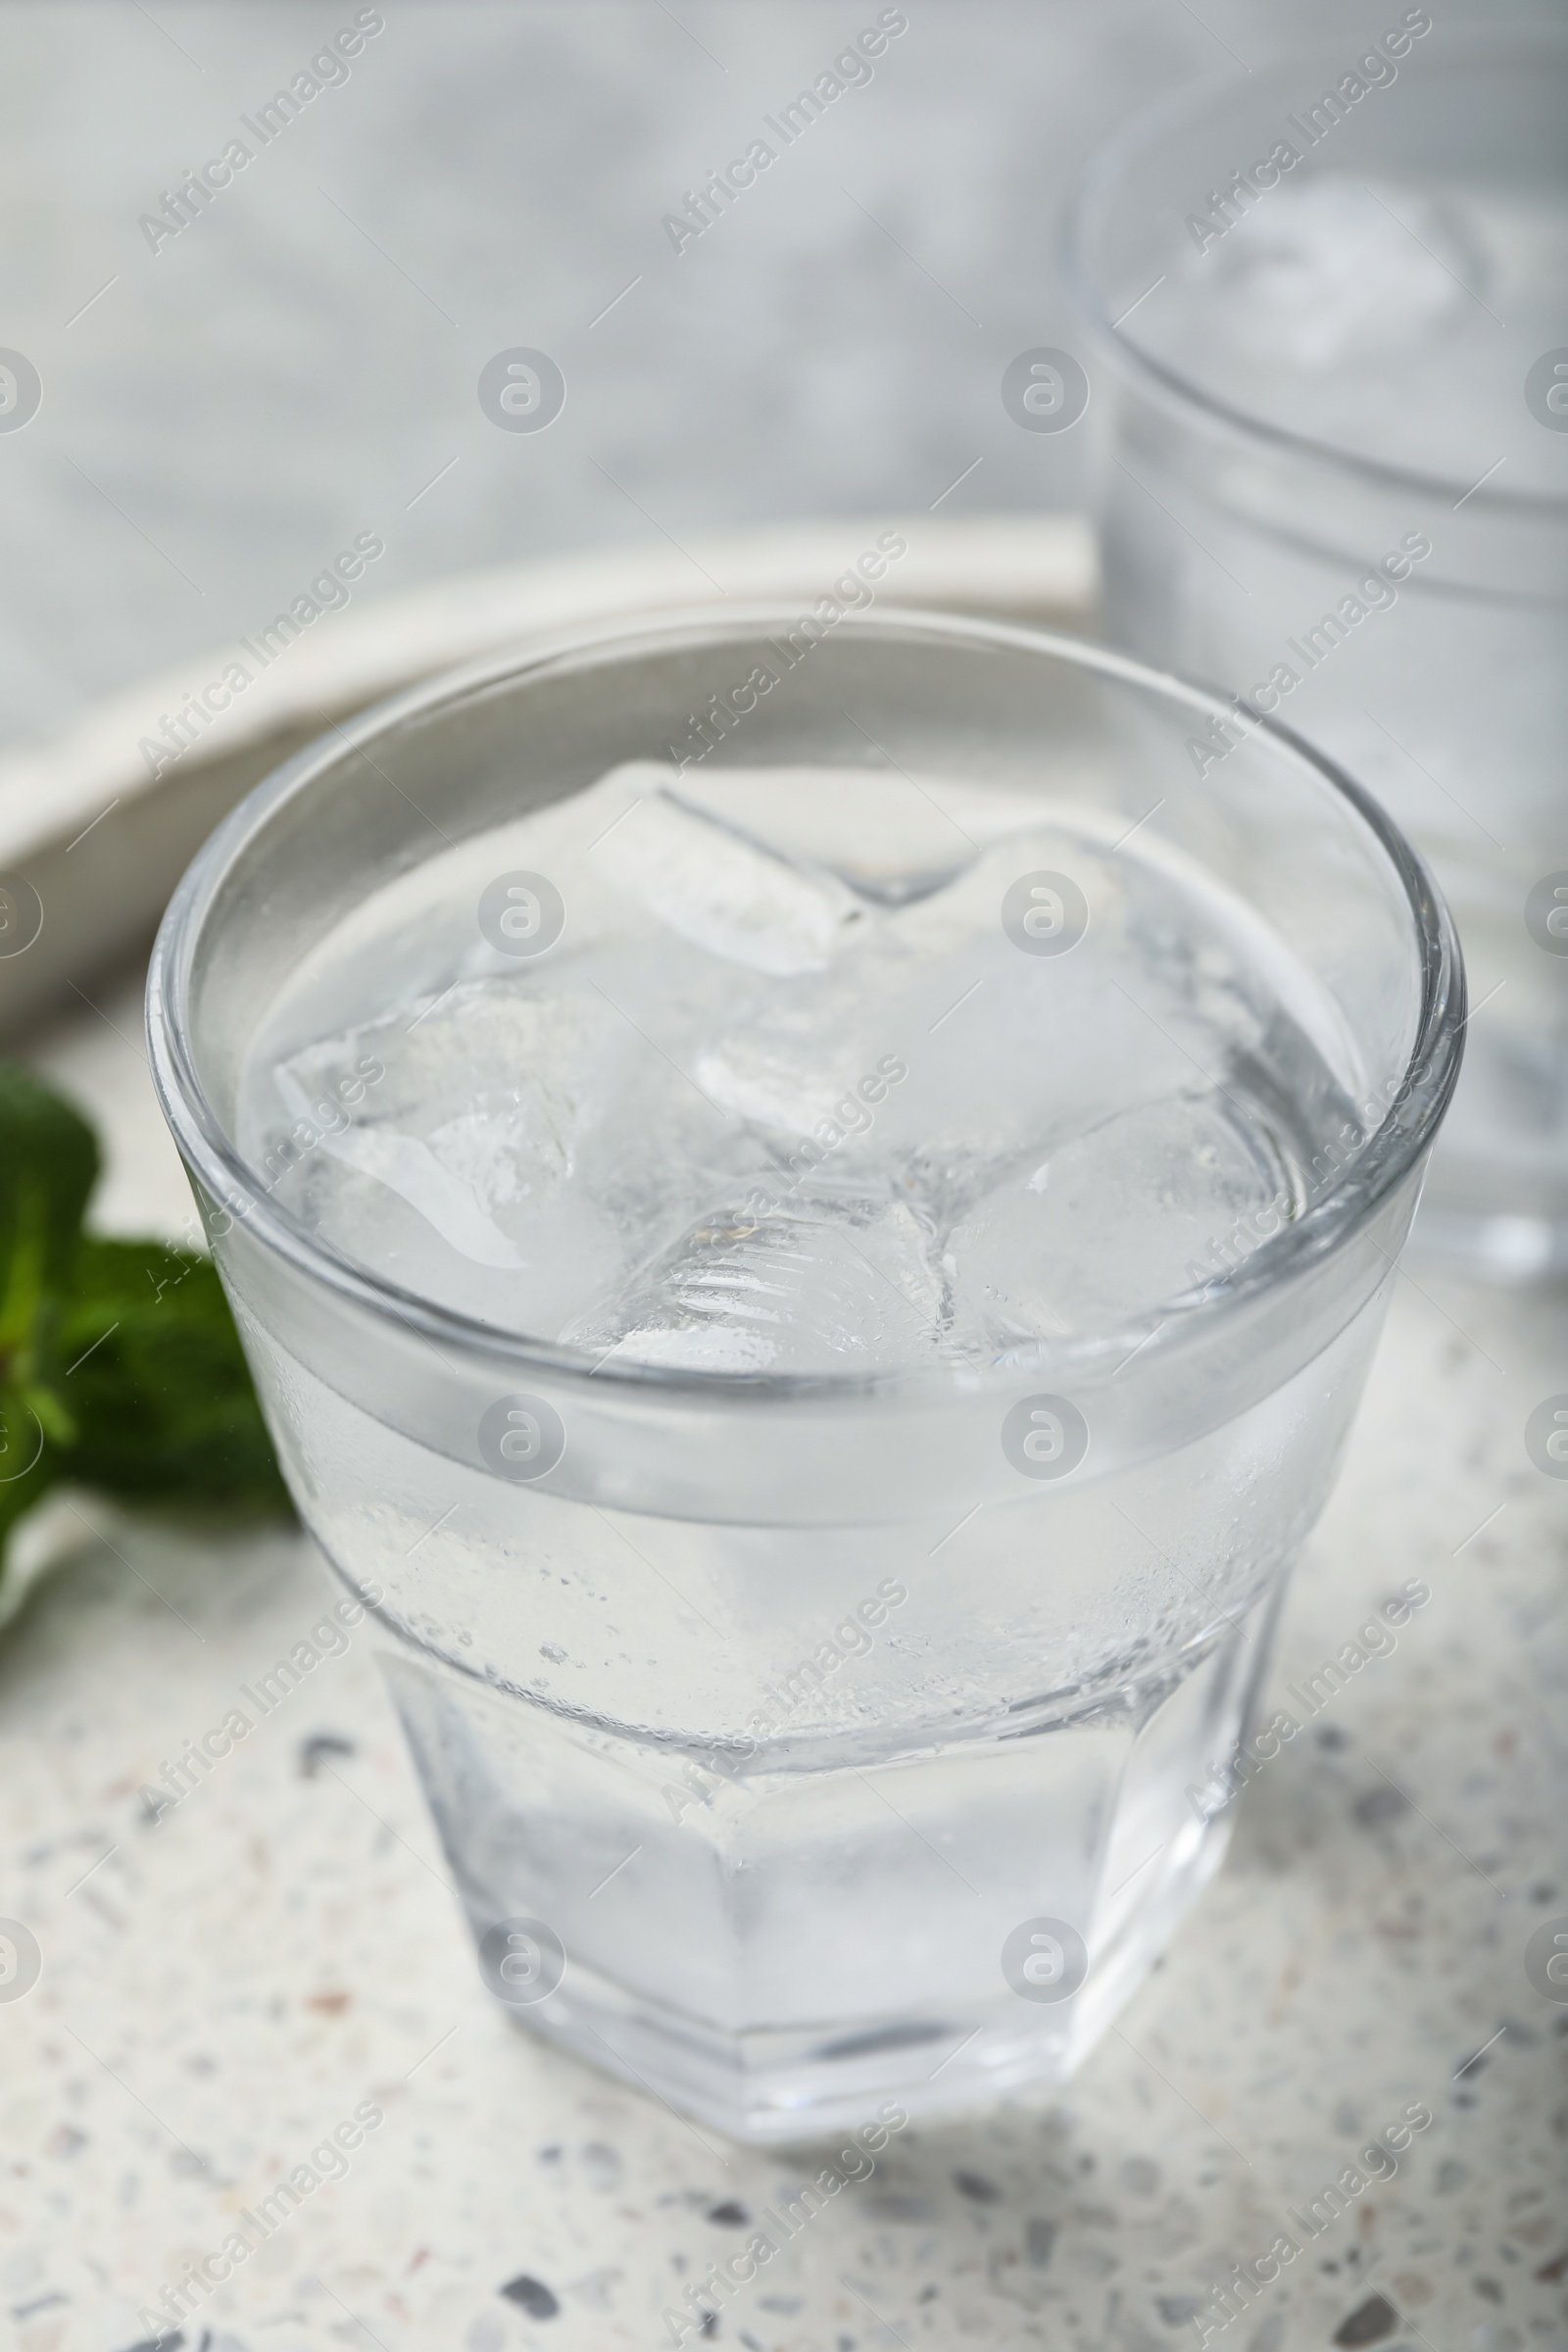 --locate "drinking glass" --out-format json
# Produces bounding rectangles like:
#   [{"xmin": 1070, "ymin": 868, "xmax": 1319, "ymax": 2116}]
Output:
[
  {"xmin": 147, "ymin": 610, "xmax": 1461, "ymax": 2140},
  {"xmin": 1069, "ymin": 31, "xmax": 1568, "ymax": 1277}
]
